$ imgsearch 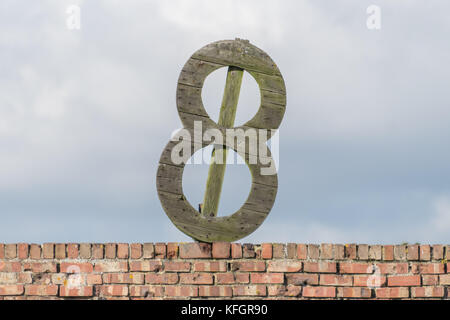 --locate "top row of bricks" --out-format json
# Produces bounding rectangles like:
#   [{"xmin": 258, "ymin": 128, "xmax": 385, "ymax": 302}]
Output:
[{"xmin": 0, "ymin": 243, "xmax": 448, "ymax": 261}]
